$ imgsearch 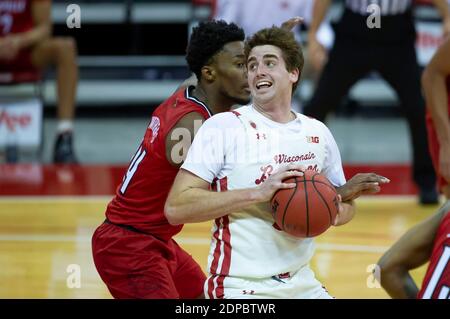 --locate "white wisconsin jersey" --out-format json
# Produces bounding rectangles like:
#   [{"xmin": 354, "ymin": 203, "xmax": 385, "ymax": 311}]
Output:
[
  {"xmin": 214, "ymin": 0, "xmax": 334, "ymax": 49},
  {"xmin": 182, "ymin": 105, "xmax": 346, "ymax": 280}
]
